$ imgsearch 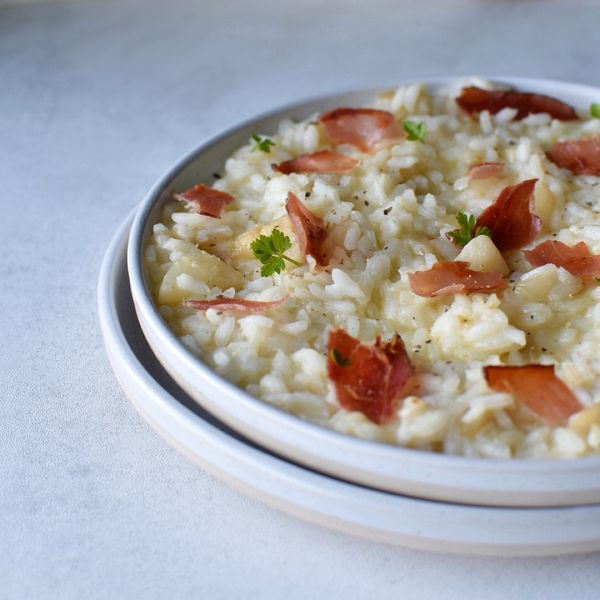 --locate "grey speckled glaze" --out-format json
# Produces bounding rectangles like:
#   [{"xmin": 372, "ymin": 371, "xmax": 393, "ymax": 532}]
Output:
[{"xmin": 3, "ymin": 0, "xmax": 600, "ymax": 597}]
